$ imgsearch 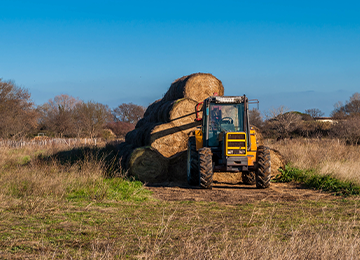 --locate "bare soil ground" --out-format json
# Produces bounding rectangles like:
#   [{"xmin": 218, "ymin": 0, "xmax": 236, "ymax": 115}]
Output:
[{"xmin": 146, "ymin": 182, "xmax": 334, "ymax": 204}]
